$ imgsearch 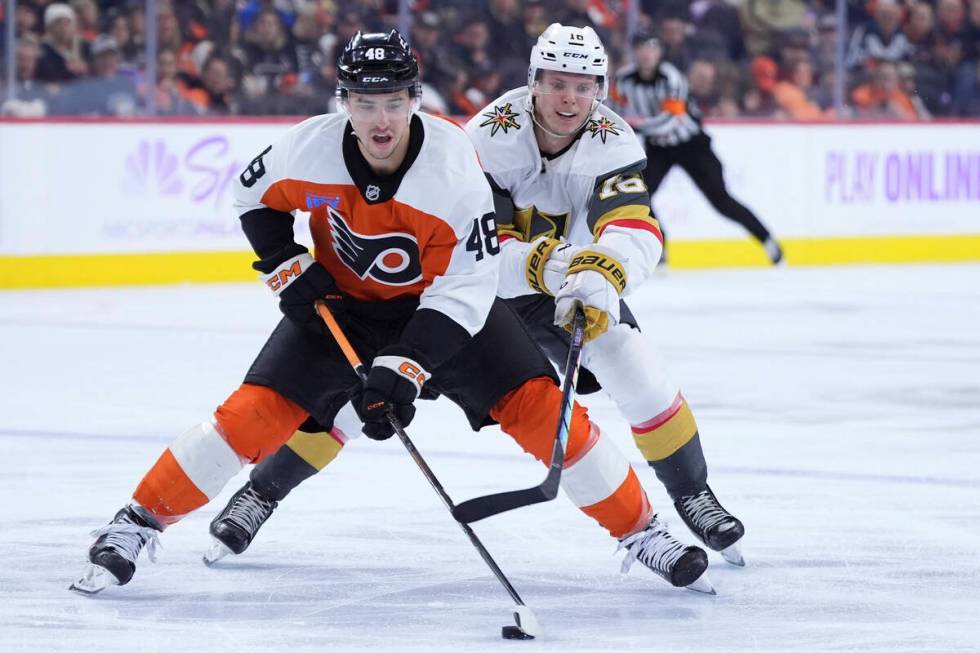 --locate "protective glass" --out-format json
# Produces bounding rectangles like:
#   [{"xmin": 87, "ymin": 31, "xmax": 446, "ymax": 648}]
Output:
[
  {"xmin": 342, "ymin": 94, "xmax": 414, "ymax": 122},
  {"xmin": 533, "ymin": 75, "xmax": 601, "ymax": 100}
]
